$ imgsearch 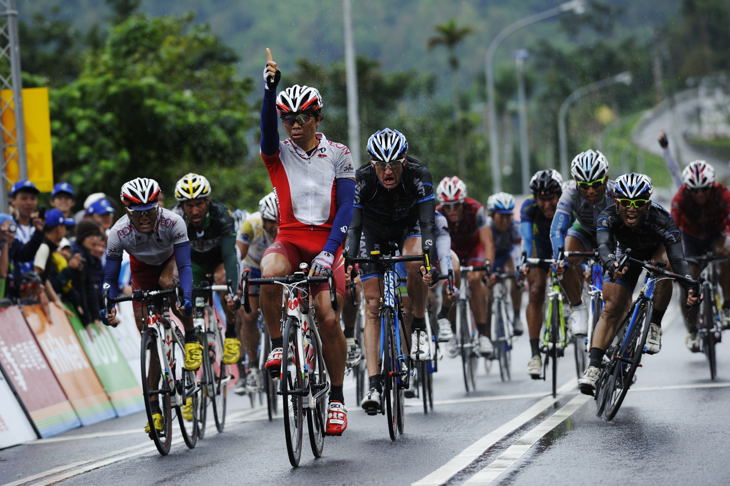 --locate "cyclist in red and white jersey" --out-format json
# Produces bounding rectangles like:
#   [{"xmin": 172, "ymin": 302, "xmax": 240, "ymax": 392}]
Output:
[
  {"xmin": 435, "ymin": 176, "xmax": 496, "ymax": 355},
  {"xmin": 258, "ymin": 49, "xmax": 355, "ymax": 436},
  {"xmin": 671, "ymin": 160, "xmax": 730, "ymax": 350}
]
